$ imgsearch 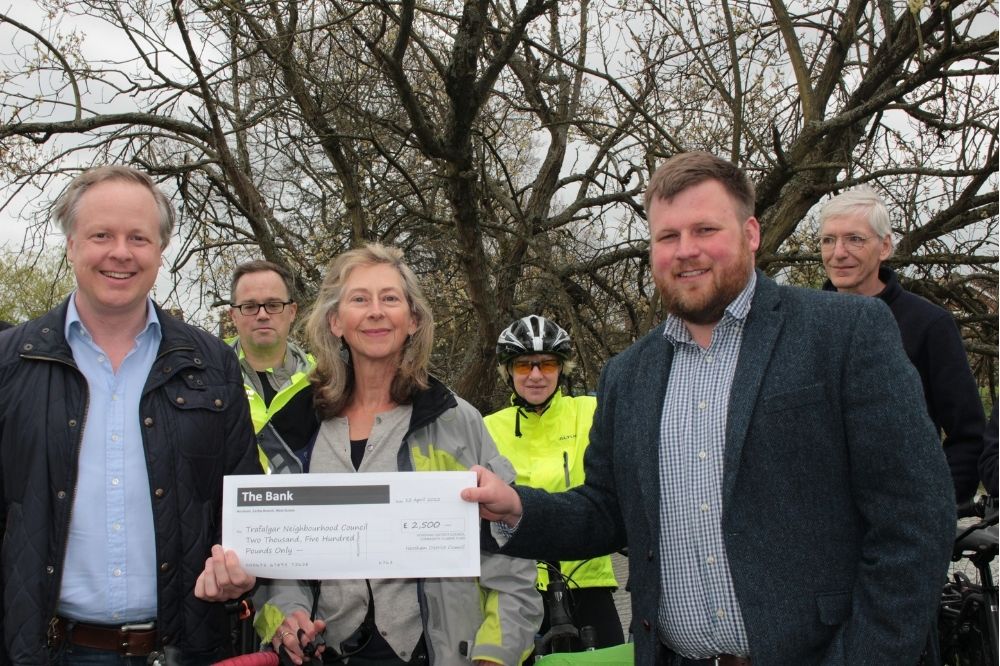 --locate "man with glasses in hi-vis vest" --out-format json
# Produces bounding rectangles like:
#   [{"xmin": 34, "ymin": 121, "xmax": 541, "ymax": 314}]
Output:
[{"xmin": 229, "ymin": 260, "xmax": 319, "ymax": 475}]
